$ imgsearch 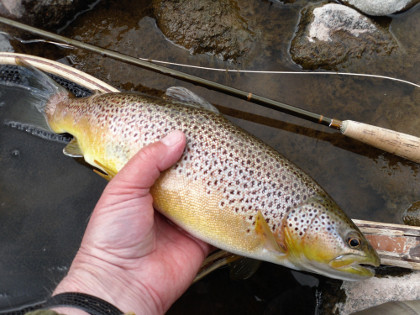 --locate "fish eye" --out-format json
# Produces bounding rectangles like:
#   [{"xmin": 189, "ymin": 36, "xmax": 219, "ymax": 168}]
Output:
[{"xmin": 347, "ymin": 237, "xmax": 361, "ymax": 249}]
